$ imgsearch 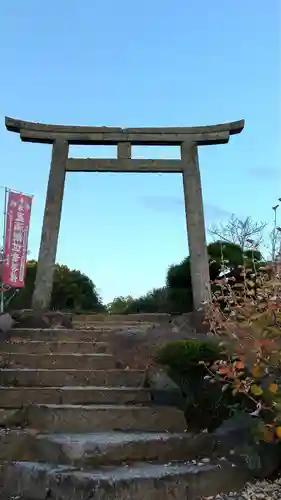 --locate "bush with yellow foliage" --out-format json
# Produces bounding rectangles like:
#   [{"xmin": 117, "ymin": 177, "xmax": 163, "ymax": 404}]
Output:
[{"xmin": 205, "ymin": 201, "xmax": 281, "ymax": 443}]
